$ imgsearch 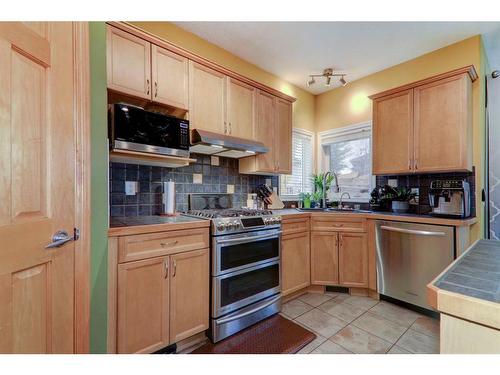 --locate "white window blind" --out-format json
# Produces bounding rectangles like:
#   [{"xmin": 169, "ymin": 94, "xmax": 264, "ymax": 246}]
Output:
[
  {"xmin": 280, "ymin": 129, "xmax": 313, "ymax": 200},
  {"xmin": 319, "ymin": 123, "xmax": 373, "ymax": 202}
]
